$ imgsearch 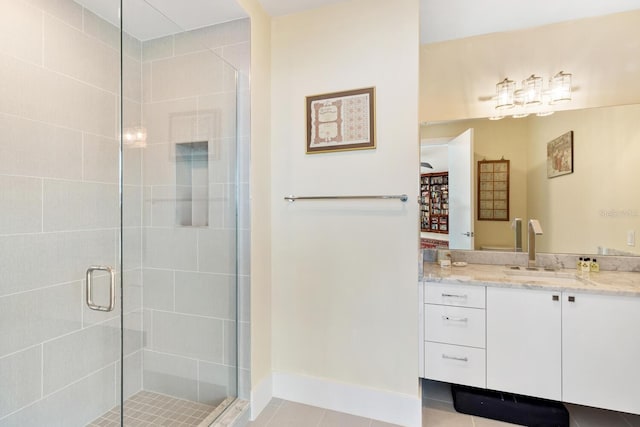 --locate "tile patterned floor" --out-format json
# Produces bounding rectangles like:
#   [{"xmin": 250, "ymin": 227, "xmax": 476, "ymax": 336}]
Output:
[
  {"xmin": 87, "ymin": 382, "xmax": 640, "ymax": 426},
  {"xmin": 247, "ymin": 380, "xmax": 640, "ymax": 427},
  {"xmin": 246, "ymin": 398, "xmax": 401, "ymax": 427},
  {"xmin": 87, "ymin": 390, "xmax": 217, "ymax": 427}
]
